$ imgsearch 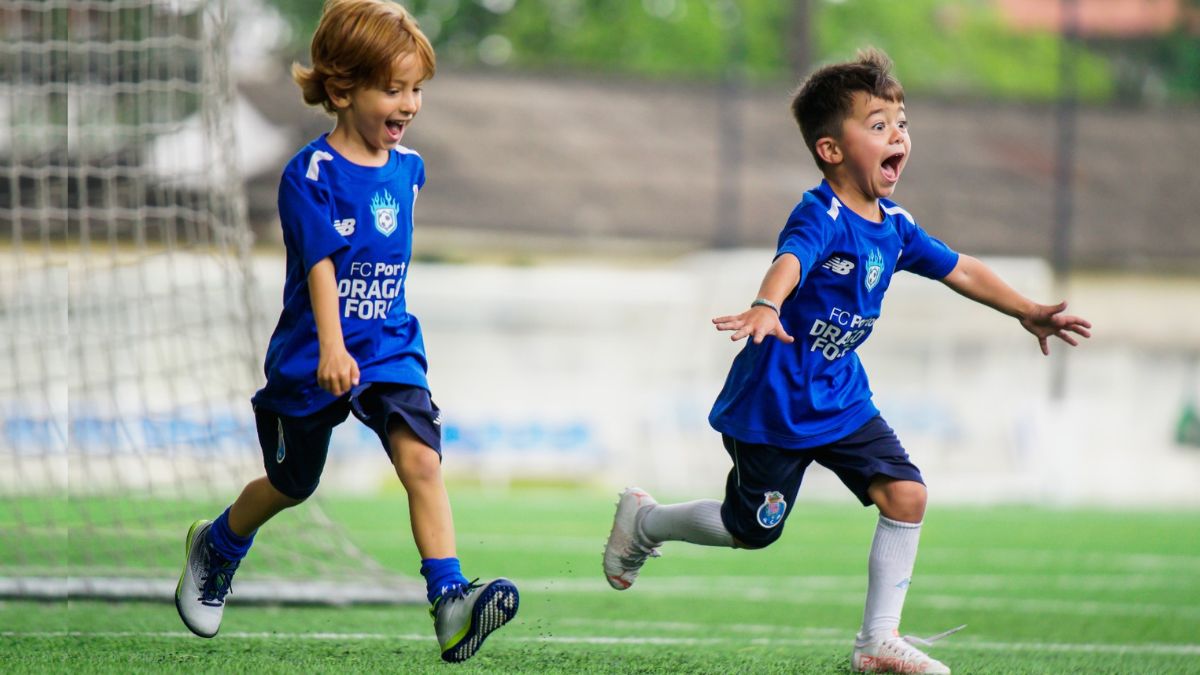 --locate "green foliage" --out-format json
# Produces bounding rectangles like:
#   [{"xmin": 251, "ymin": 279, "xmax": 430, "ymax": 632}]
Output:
[
  {"xmin": 813, "ymin": 0, "xmax": 1112, "ymax": 101},
  {"xmin": 263, "ymin": 0, "xmax": 1195, "ymax": 102}
]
